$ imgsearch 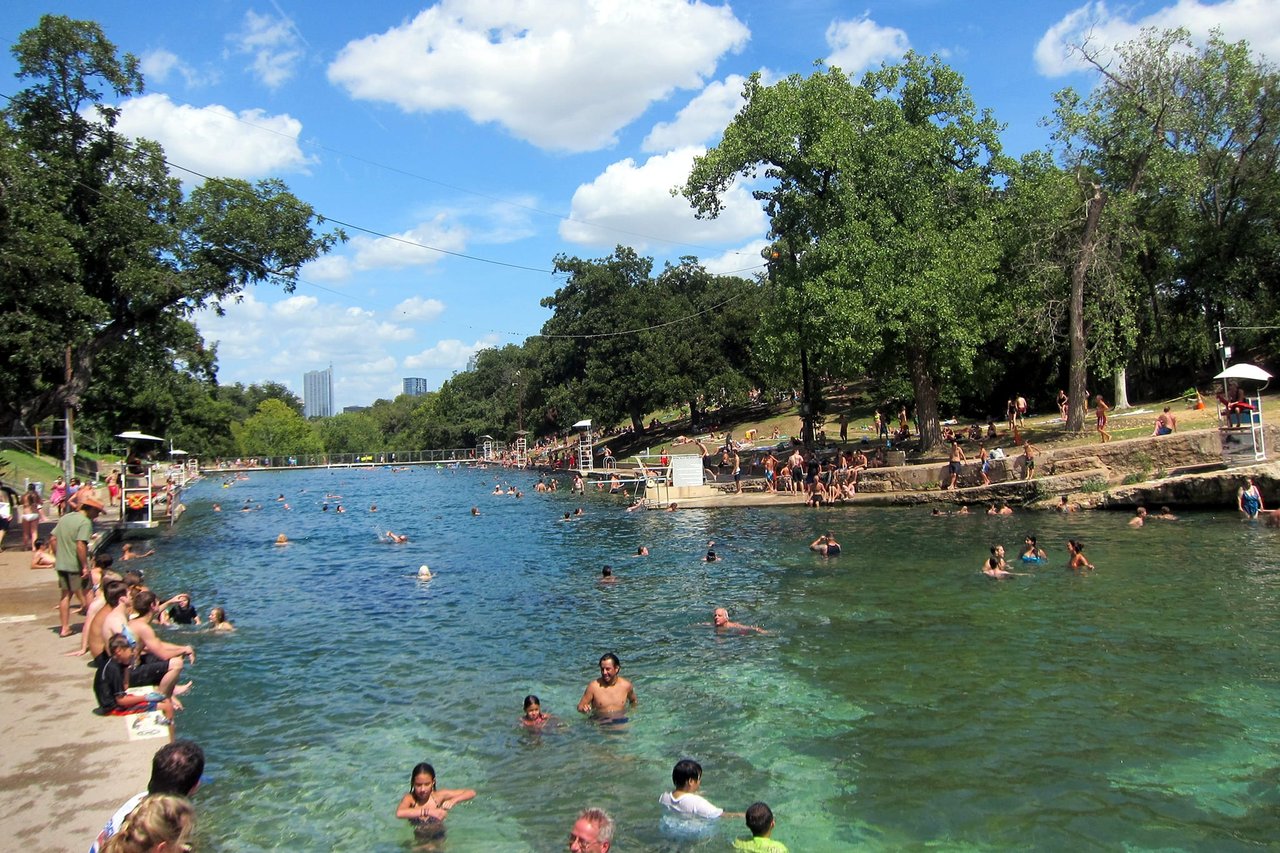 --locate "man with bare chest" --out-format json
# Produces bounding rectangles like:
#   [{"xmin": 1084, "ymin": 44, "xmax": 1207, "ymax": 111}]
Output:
[{"xmin": 577, "ymin": 652, "xmax": 637, "ymax": 719}]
